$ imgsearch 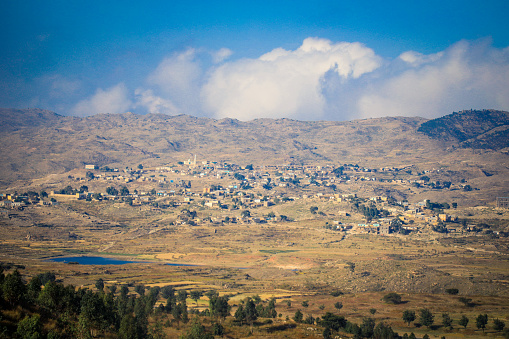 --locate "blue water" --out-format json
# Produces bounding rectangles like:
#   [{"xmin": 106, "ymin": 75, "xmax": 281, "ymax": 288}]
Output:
[{"xmin": 48, "ymin": 256, "xmax": 141, "ymax": 265}]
